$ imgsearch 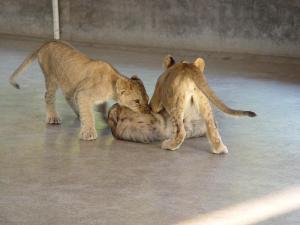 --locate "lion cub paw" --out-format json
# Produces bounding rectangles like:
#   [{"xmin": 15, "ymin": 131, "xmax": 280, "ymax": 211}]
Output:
[
  {"xmin": 46, "ymin": 115, "xmax": 61, "ymax": 125},
  {"xmin": 161, "ymin": 139, "xmax": 181, "ymax": 151},
  {"xmin": 80, "ymin": 128, "xmax": 97, "ymax": 141},
  {"xmin": 212, "ymin": 144, "xmax": 228, "ymax": 154}
]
